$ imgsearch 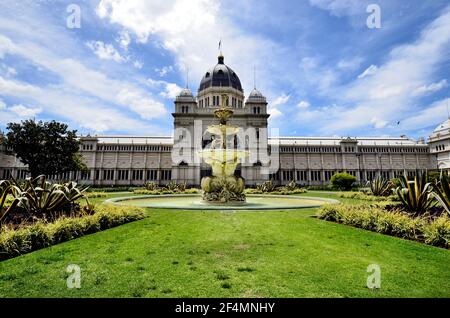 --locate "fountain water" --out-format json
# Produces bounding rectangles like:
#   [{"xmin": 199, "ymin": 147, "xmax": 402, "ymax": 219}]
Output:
[{"xmin": 198, "ymin": 94, "xmax": 249, "ymax": 204}]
